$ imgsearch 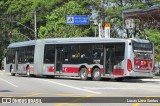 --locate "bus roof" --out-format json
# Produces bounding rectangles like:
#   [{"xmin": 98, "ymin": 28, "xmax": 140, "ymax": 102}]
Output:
[
  {"xmin": 8, "ymin": 37, "xmax": 151, "ymax": 48},
  {"xmin": 8, "ymin": 37, "xmax": 127, "ymax": 48},
  {"xmin": 8, "ymin": 40, "xmax": 35, "ymax": 48},
  {"xmin": 45, "ymin": 37, "xmax": 127, "ymax": 44}
]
